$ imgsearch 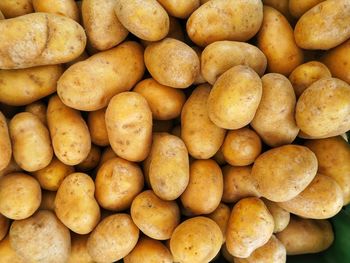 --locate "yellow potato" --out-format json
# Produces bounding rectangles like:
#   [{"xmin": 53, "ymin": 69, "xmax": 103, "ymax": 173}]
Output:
[
  {"xmin": 144, "ymin": 38, "xmax": 200, "ymax": 89},
  {"xmin": 192, "ymin": 46, "xmax": 207, "ymax": 85},
  {"xmin": 262, "ymin": 0, "xmax": 293, "ymax": 21},
  {"xmin": 207, "ymin": 203, "xmax": 231, "ymax": 243},
  {"xmin": 57, "ymin": 41, "xmax": 145, "ymax": 111},
  {"xmin": 87, "ymin": 214, "xmax": 139, "ymax": 262},
  {"xmin": 0, "ymin": 236, "xmax": 25, "ymax": 263},
  {"xmin": 33, "ymin": 0, "xmax": 79, "ymax": 21},
  {"xmin": 0, "ymin": 157, "xmax": 22, "ymax": 179},
  {"xmin": 55, "ymin": 173, "xmax": 100, "ymax": 234},
  {"xmin": 47, "ymin": 95, "xmax": 91, "ymax": 165},
  {"xmin": 170, "ymin": 217, "xmax": 222, "ymax": 263},
  {"xmin": 0, "ymin": 112, "xmax": 11, "ymax": 171},
  {"xmin": 76, "ymin": 145, "xmax": 101, "ymax": 171},
  {"xmin": 226, "ymin": 197, "xmax": 274, "ymax": 258},
  {"xmin": 114, "ymin": 0, "xmax": 169, "ymax": 41},
  {"xmin": 252, "ymin": 145, "xmax": 318, "ymax": 202},
  {"xmin": 257, "ymin": 6, "xmax": 303, "ymax": 76},
  {"xmin": 25, "ymin": 101, "xmax": 47, "ymax": 125},
  {"xmin": 289, "ymin": 0, "xmax": 325, "ymax": 18},
  {"xmin": 208, "ymin": 65, "xmax": 262, "ymax": 129},
  {"xmin": 68, "ymin": 234, "xmax": 94, "ymax": 263},
  {"xmin": 82, "ymin": 0, "xmax": 128, "ymax": 50},
  {"xmin": 39, "ymin": 190, "xmax": 56, "ymax": 211},
  {"xmin": 294, "ymin": 0, "xmax": 350, "ymax": 50},
  {"xmin": 0, "ymin": 214, "xmax": 9, "ymax": 241},
  {"xmin": 276, "ymin": 216, "xmax": 334, "ymax": 255},
  {"xmin": 0, "ymin": 0, "xmax": 33, "ymax": 18},
  {"xmin": 87, "ymin": 108, "xmax": 109, "ymax": 147},
  {"xmin": 201, "ymin": 41, "xmax": 267, "ymax": 84},
  {"xmin": 263, "ymin": 199, "xmax": 290, "ymax": 233},
  {"xmin": 295, "ymin": 78, "xmax": 350, "ymax": 138},
  {"xmin": 0, "ymin": 13, "xmax": 86, "ymax": 69},
  {"xmin": 181, "ymin": 84, "xmax": 226, "ymax": 159},
  {"xmin": 158, "ymin": 0, "xmax": 199, "ymax": 18},
  {"xmin": 0, "ymin": 65, "xmax": 63, "ymax": 106},
  {"xmin": 98, "ymin": 146, "xmax": 117, "ymax": 167},
  {"xmin": 187, "ymin": 0, "xmax": 263, "ymax": 46},
  {"xmin": 9, "ymin": 210, "xmax": 71, "ymax": 263}
]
